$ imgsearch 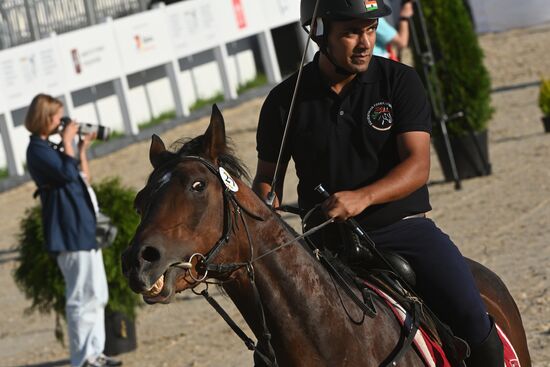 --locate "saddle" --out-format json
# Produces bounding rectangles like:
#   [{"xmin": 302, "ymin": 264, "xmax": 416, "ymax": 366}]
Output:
[
  {"xmin": 308, "ymin": 227, "xmax": 470, "ymax": 366},
  {"xmin": 341, "ymin": 229, "xmax": 417, "ymax": 286}
]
